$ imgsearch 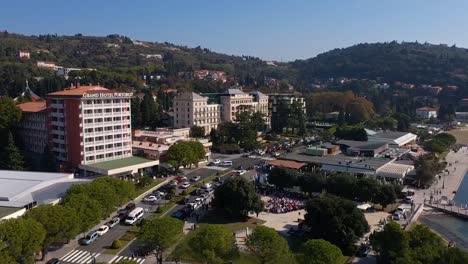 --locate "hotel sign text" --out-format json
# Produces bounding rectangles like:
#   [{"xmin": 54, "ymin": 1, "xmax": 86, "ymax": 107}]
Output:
[{"xmin": 83, "ymin": 92, "xmax": 133, "ymax": 98}]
